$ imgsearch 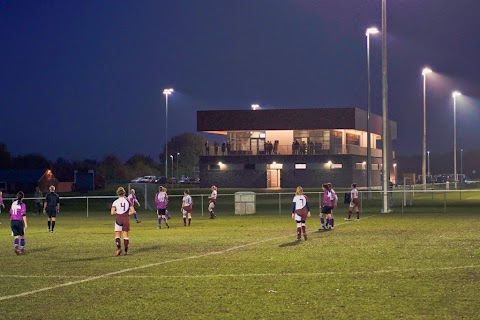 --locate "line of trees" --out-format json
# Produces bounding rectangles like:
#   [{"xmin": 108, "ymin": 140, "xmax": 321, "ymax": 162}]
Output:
[{"xmin": 0, "ymin": 133, "xmax": 206, "ymax": 182}]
